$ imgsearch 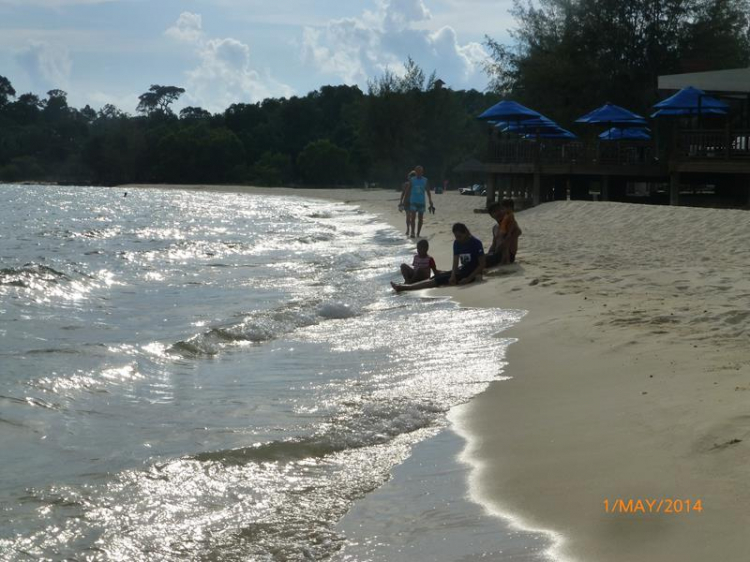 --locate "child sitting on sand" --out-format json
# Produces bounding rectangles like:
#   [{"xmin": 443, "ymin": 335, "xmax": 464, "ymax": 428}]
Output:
[
  {"xmin": 486, "ymin": 199, "xmax": 522, "ymax": 267},
  {"xmin": 392, "ymin": 223, "xmax": 485, "ymax": 292},
  {"xmin": 399, "ymin": 239, "xmax": 438, "ymax": 284}
]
